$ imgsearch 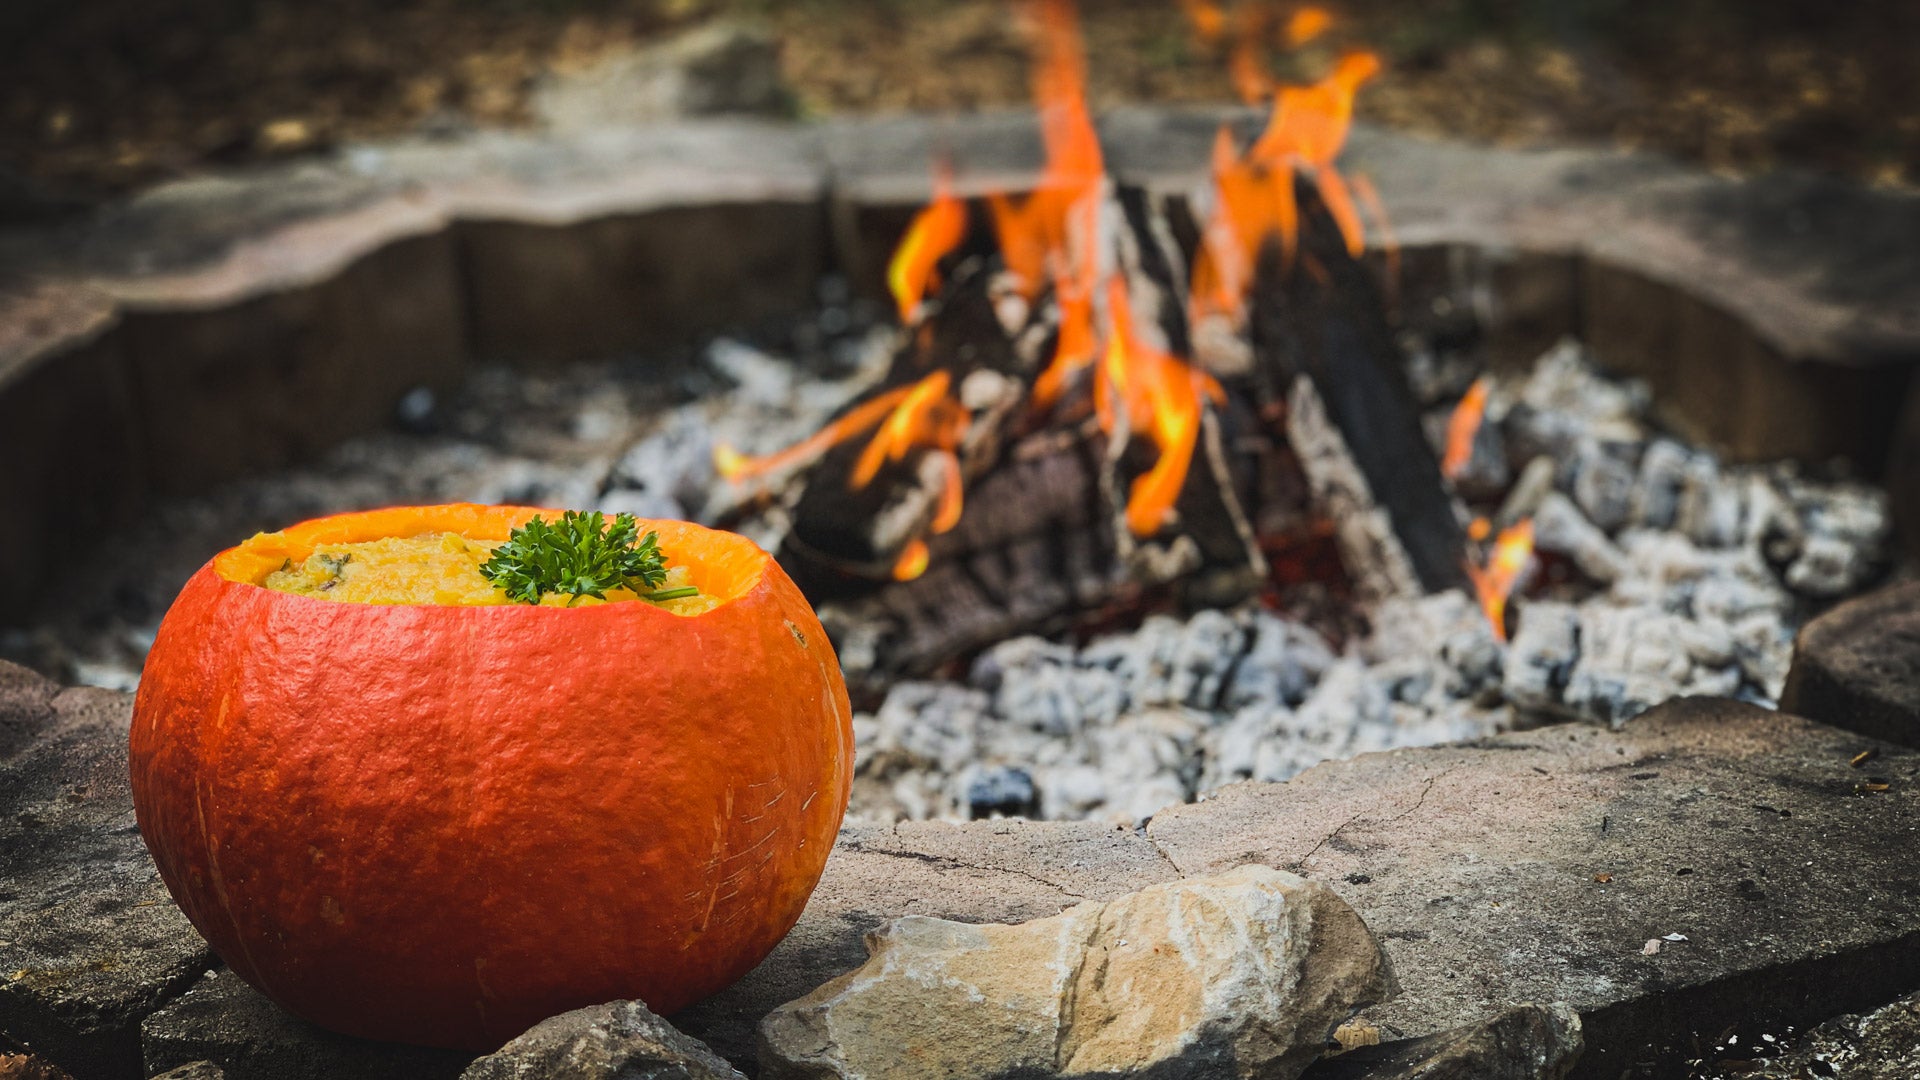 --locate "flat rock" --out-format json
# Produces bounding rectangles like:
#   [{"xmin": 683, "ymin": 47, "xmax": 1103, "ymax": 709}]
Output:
[
  {"xmin": 139, "ymin": 971, "xmax": 472, "ymax": 1080},
  {"xmin": 0, "ymin": 662, "xmax": 214, "ymax": 1080},
  {"xmin": 1147, "ymin": 697, "xmax": 1920, "ymax": 1079},
  {"xmin": 1701, "ymin": 990, "xmax": 1920, "ymax": 1079},
  {"xmin": 1305, "ymin": 1004, "xmax": 1583, "ymax": 1080},
  {"xmin": 462, "ymin": 1000, "xmax": 743, "ymax": 1080},
  {"xmin": 1305, "ymin": 999, "xmax": 1589, "ymax": 1076},
  {"xmin": 675, "ymin": 819, "xmax": 1180, "ymax": 1069},
  {"xmin": 1781, "ymin": 580, "xmax": 1920, "ymax": 748},
  {"xmin": 759, "ymin": 865, "xmax": 1395, "ymax": 1080}
]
